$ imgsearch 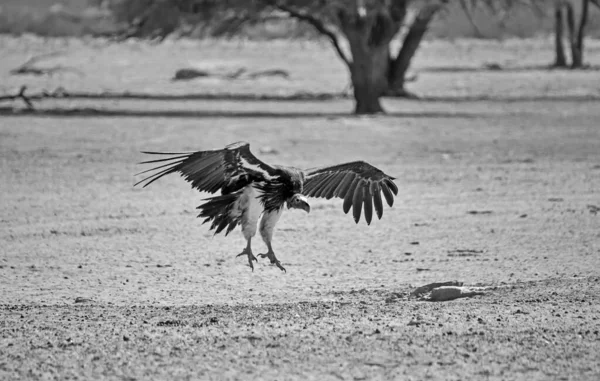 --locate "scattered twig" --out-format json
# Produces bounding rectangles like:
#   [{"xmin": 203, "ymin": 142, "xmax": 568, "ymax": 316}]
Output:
[
  {"xmin": 18, "ymin": 86, "xmax": 33, "ymax": 109},
  {"xmin": 0, "ymin": 88, "xmax": 342, "ymax": 106},
  {"xmin": 225, "ymin": 68, "xmax": 247, "ymax": 79},
  {"xmin": 447, "ymin": 249, "xmax": 483, "ymax": 257},
  {"xmin": 0, "ymin": 86, "xmax": 69, "ymax": 109},
  {"xmin": 0, "ymin": 86, "xmax": 34, "ymax": 109},
  {"xmin": 364, "ymin": 361, "xmax": 387, "ymax": 368}
]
